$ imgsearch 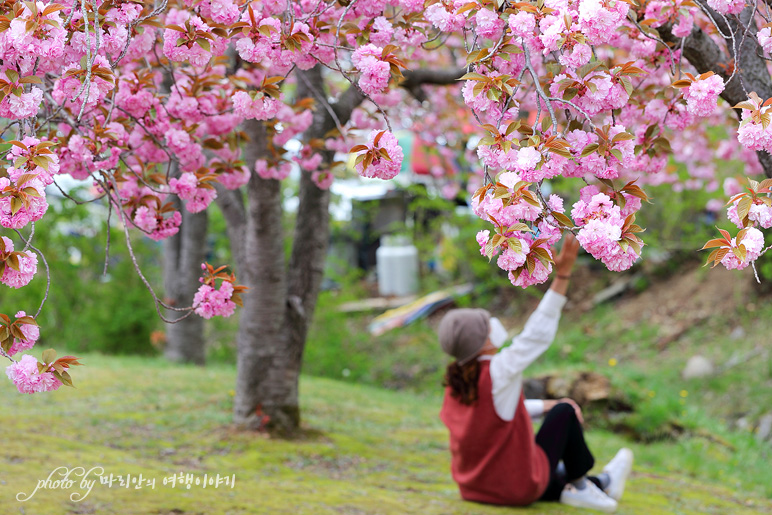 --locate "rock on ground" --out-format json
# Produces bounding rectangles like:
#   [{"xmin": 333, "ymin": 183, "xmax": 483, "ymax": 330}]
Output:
[{"xmin": 682, "ymin": 355, "xmax": 715, "ymax": 379}]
